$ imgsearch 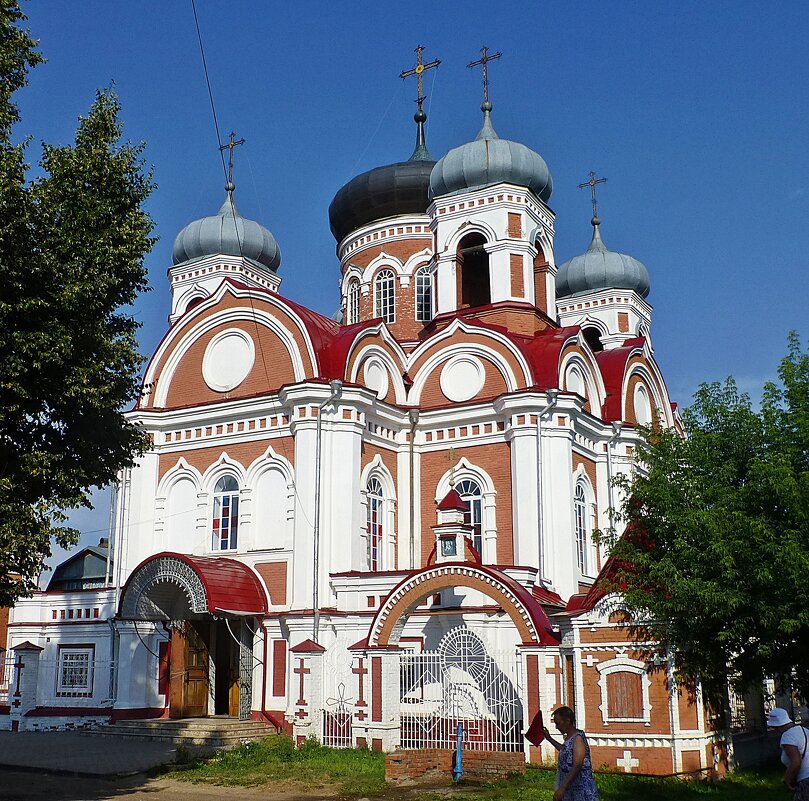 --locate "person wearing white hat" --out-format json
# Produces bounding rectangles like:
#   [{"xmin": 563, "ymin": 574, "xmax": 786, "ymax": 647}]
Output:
[{"xmin": 767, "ymin": 707, "xmax": 809, "ymax": 799}]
